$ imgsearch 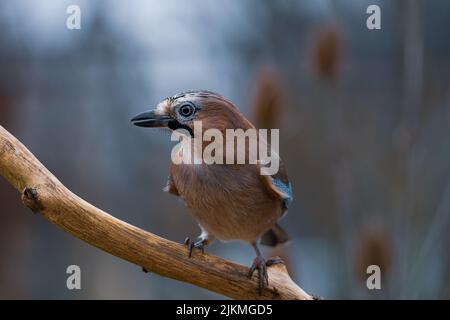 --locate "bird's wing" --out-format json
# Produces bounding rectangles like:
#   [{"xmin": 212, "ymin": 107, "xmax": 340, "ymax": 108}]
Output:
[
  {"xmin": 163, "ymin": 173, "xmax": 179, "ymax": 196},
  {"xmin": 259, "ymin": 159, "xmax": 293, "ymax": 212}
]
